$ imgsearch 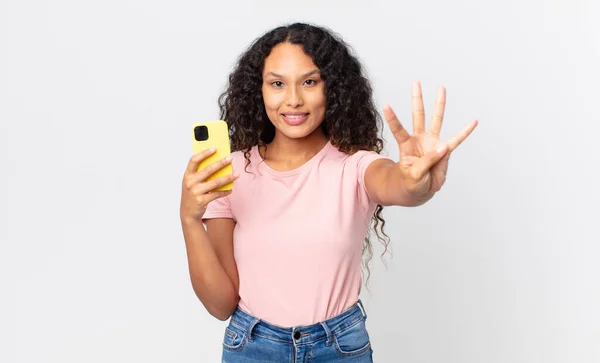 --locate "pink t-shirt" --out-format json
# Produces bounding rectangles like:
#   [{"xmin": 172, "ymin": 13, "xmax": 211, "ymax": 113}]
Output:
[{"xmin": 203, "ymin": 141, "xmax": 387, "ymax": 327}]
